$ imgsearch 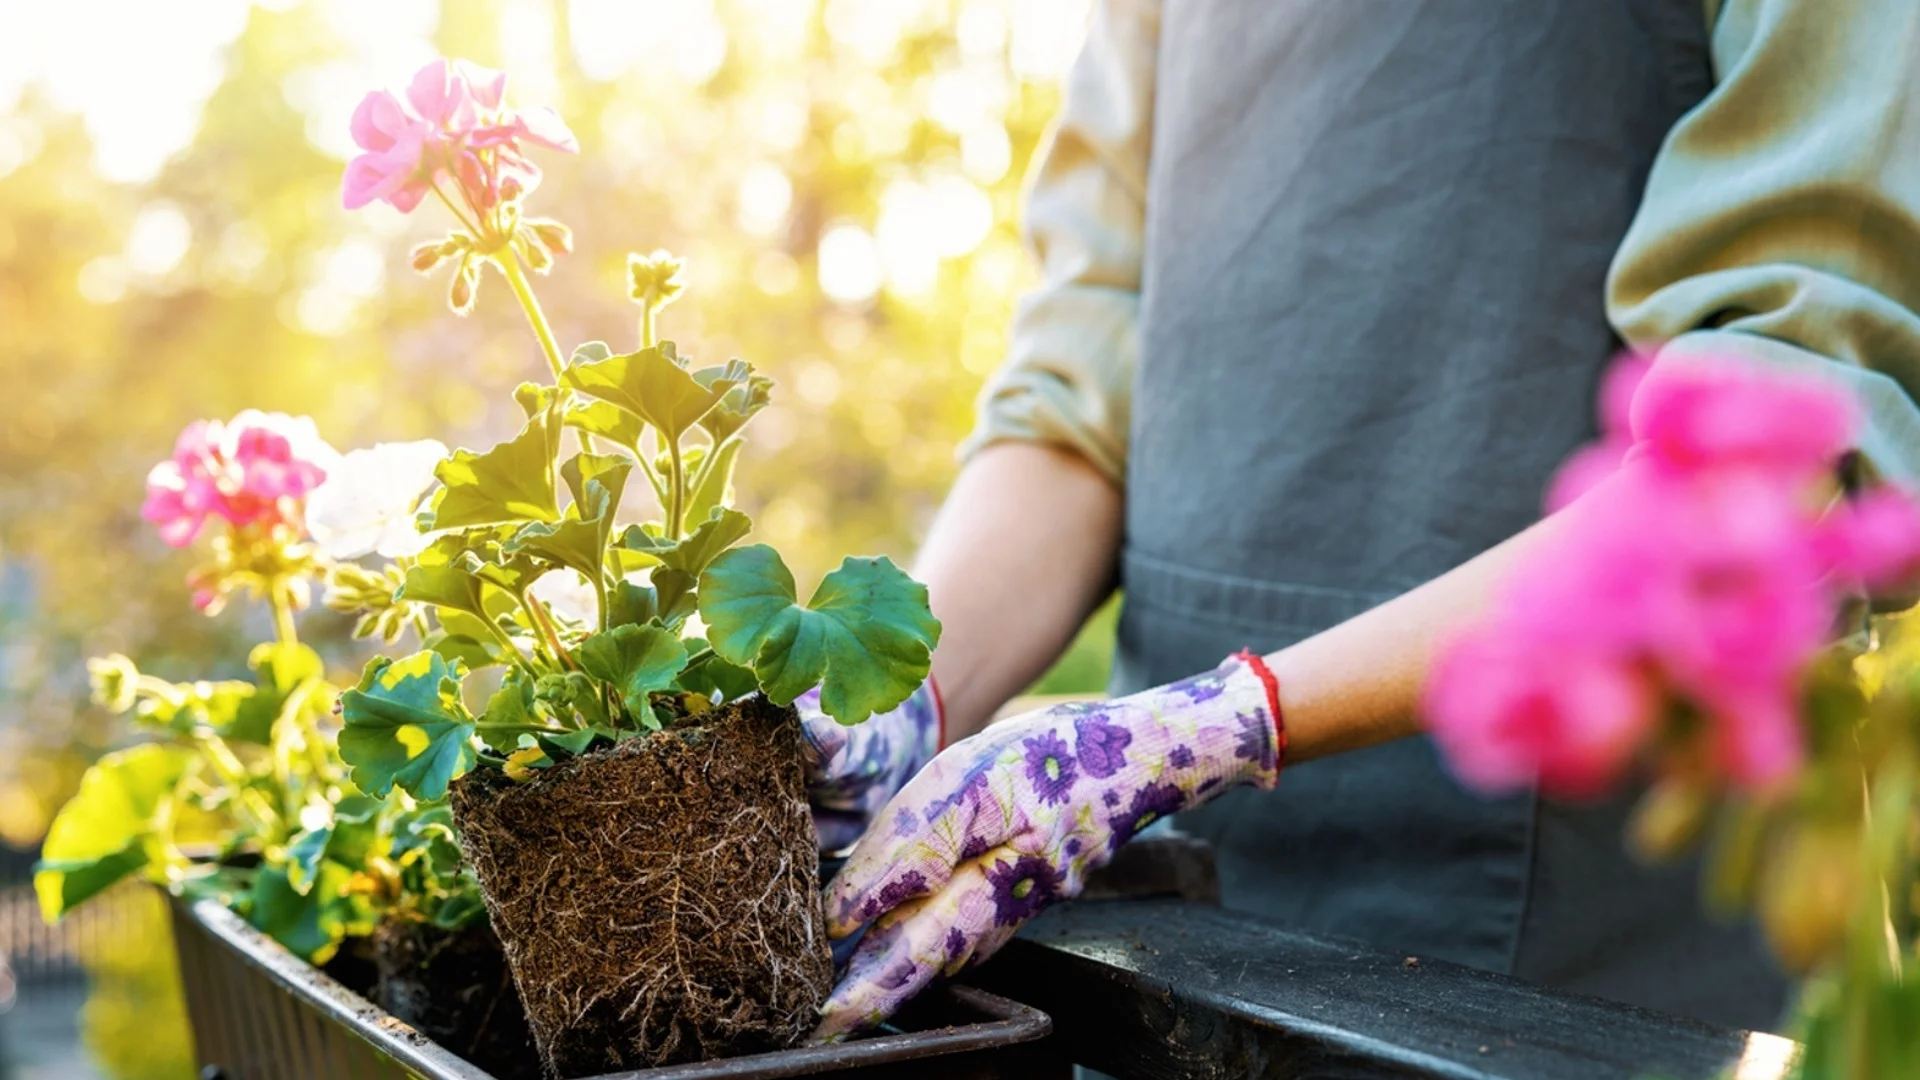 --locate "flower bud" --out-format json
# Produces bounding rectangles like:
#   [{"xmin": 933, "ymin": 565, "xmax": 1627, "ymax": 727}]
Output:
[
  {"xmin": 87, "ymin": 654, "xmax": 141, "ymax": 714},
  {"xmin": 519, "ymin": 233, "xmax": 553, "ymax": 274},
  {"xmin": 527, "ymin": 219, "xmax": 573, "ymax": 255},
  {"xmin": 410, "ymin": 242, "xmax": 446, "ymax": 273},
  {"xmin": 627, "ymin": 249, "xmax": 687, "ymax": 308},
  {"xmin": 449, "ymin": 257, "xmax": 479, "ymax": 315}
]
